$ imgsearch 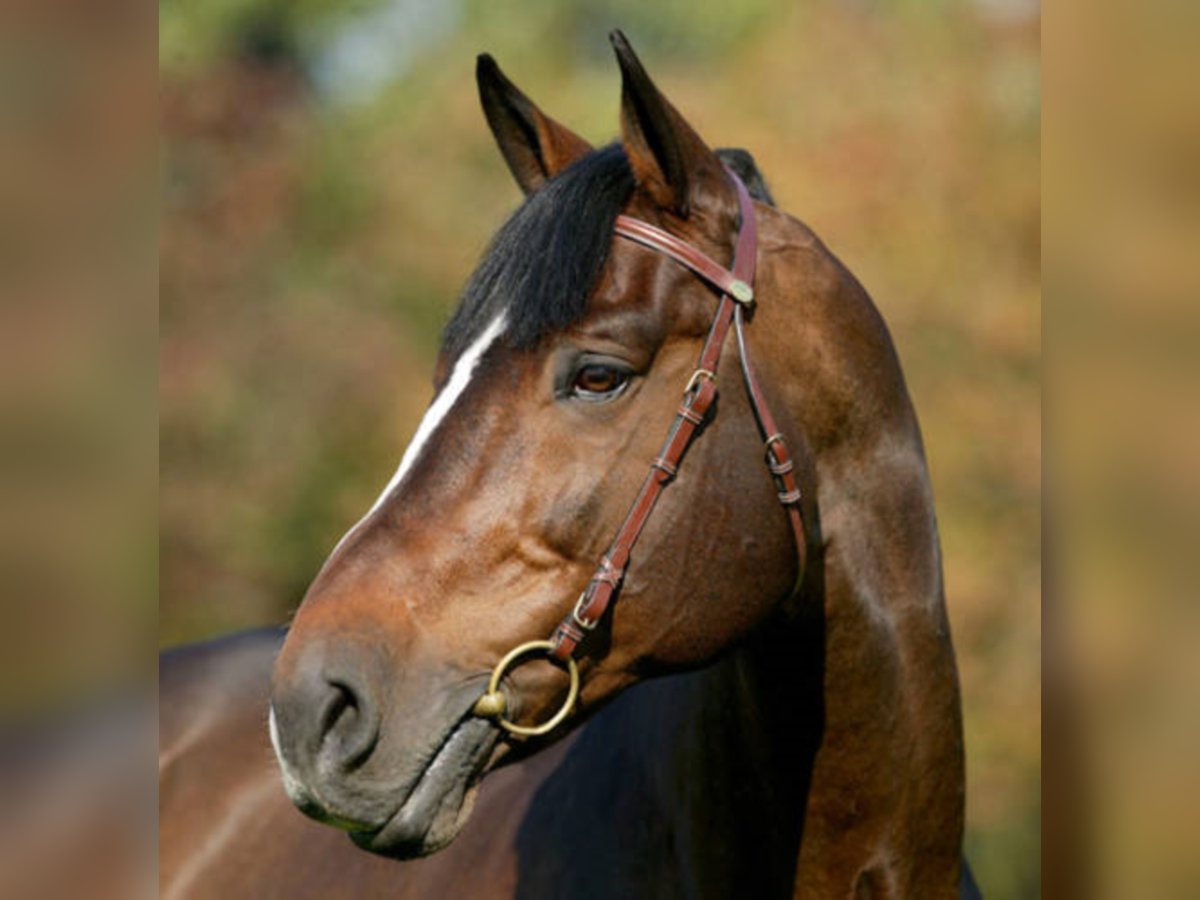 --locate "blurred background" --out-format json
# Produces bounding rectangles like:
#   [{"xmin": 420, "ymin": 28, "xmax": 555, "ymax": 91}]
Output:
[
  {"xmin": 0, "ymin": 1, "xmax": 155, "ymax": 895},
  {"xmin": 1046, "ymin": 2, "xmax": 1200, "ymax": 898},
  {"xmin": 159, "ymin": 1, "xmax": 1039, "ymax": 896}
]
